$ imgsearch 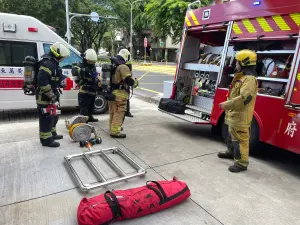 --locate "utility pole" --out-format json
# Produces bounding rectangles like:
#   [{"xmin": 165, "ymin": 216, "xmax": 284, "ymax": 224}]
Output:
[
  {"xmin": 65, "ymin": 0, "xmax": 117, "ymax": 44},
  {"xmin": 125, "ymin": 0, "xmax": 143, "ymax": 57},
  {"xmin": 65, "ymin": 0, "xmax": 71, "ymax": 44}
]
